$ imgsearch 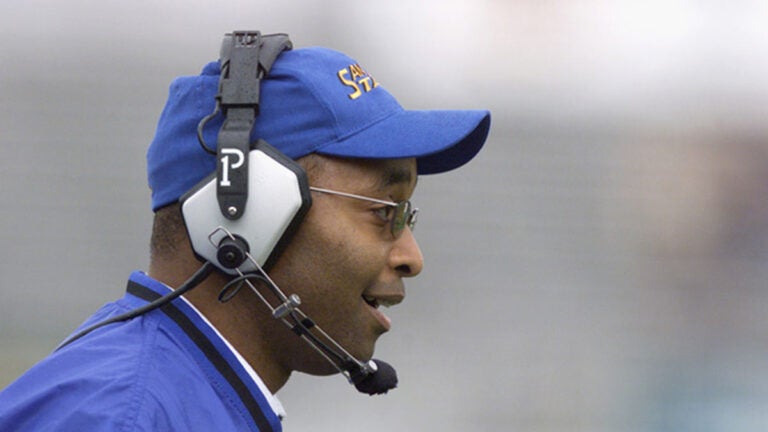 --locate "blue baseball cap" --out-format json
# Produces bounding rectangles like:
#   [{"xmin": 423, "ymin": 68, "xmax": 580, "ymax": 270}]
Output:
[{"xmin": 147, "ymin": 47, "xmax": 491, "ymax": 211}]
